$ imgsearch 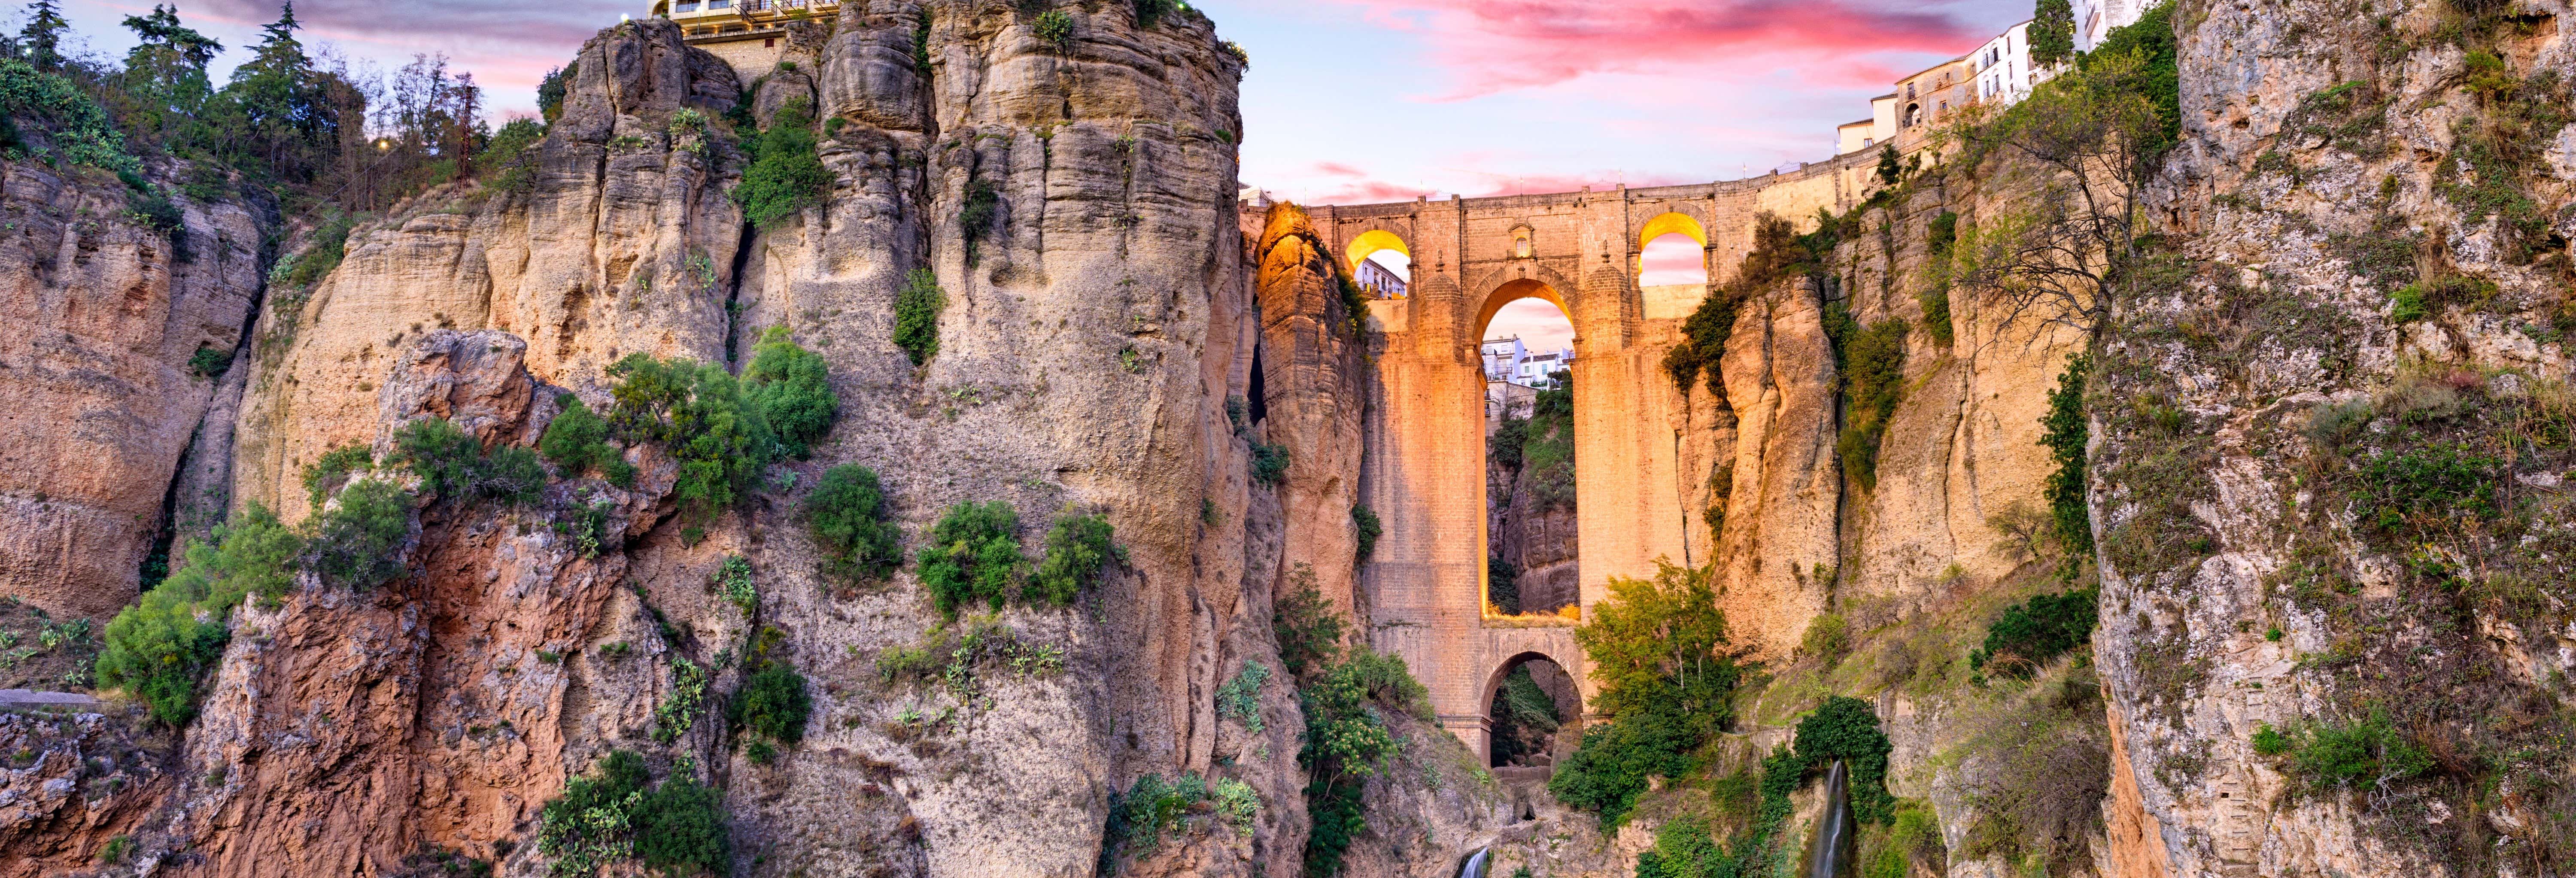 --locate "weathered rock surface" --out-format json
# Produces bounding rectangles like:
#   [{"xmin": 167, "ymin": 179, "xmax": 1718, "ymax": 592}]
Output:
[{"xmin": 0, "ymin": 162, "xmax": 269, "ymax": 620}]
